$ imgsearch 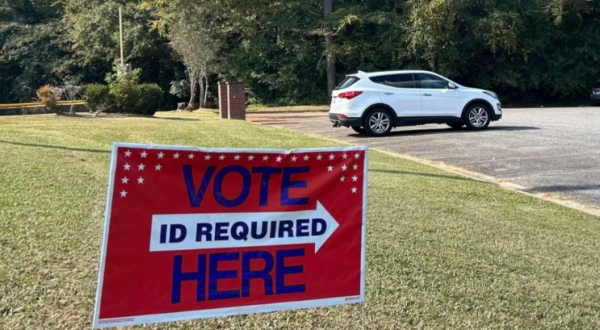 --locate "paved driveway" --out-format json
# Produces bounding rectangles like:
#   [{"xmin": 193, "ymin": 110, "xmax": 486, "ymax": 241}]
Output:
[{"xmin": 248, "ymin": 107, "xmax": 600, "ymax": 209}]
